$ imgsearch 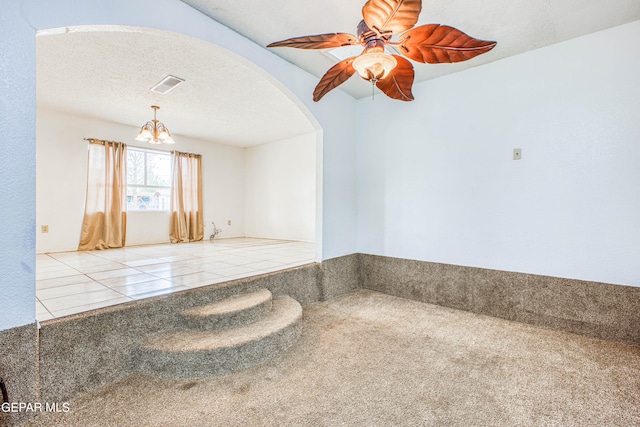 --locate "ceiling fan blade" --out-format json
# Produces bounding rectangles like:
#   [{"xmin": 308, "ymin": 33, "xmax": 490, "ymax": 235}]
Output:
[
  {"xmin": 267, "ymin": 33, "xmax": 359, "ymax": 49},
  {"xmin": 397, "ymin": 24, "xmax": 497, "ymax": 63},
  {"xmin": 376, "ymin": 55, "xmax": 414, "ymax": 101},
  {"xmin": 313, "ymin": 57, "xmax": 357, "ymax": 102},
  {"xmin": 362, "ymin": 0, "xmax": 422, "ymax": 34}
]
